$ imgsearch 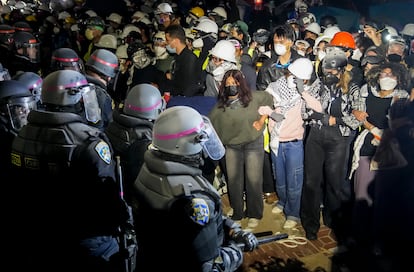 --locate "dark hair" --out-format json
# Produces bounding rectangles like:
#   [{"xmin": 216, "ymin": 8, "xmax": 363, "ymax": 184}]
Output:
[
  {"xmin": 377, "ymin": 62, "xmax": 407, "ymax": 90},
  {"xmin": 217, "ymin": 69, "xmax": 252, "ymax": 109},
  {"xmin": 272, "ymin": 23, "xmax": 296, "ymax": 42},
  {"xmin": 165, "ymin": 24, "xmax": 186, "ymax": 44}
]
